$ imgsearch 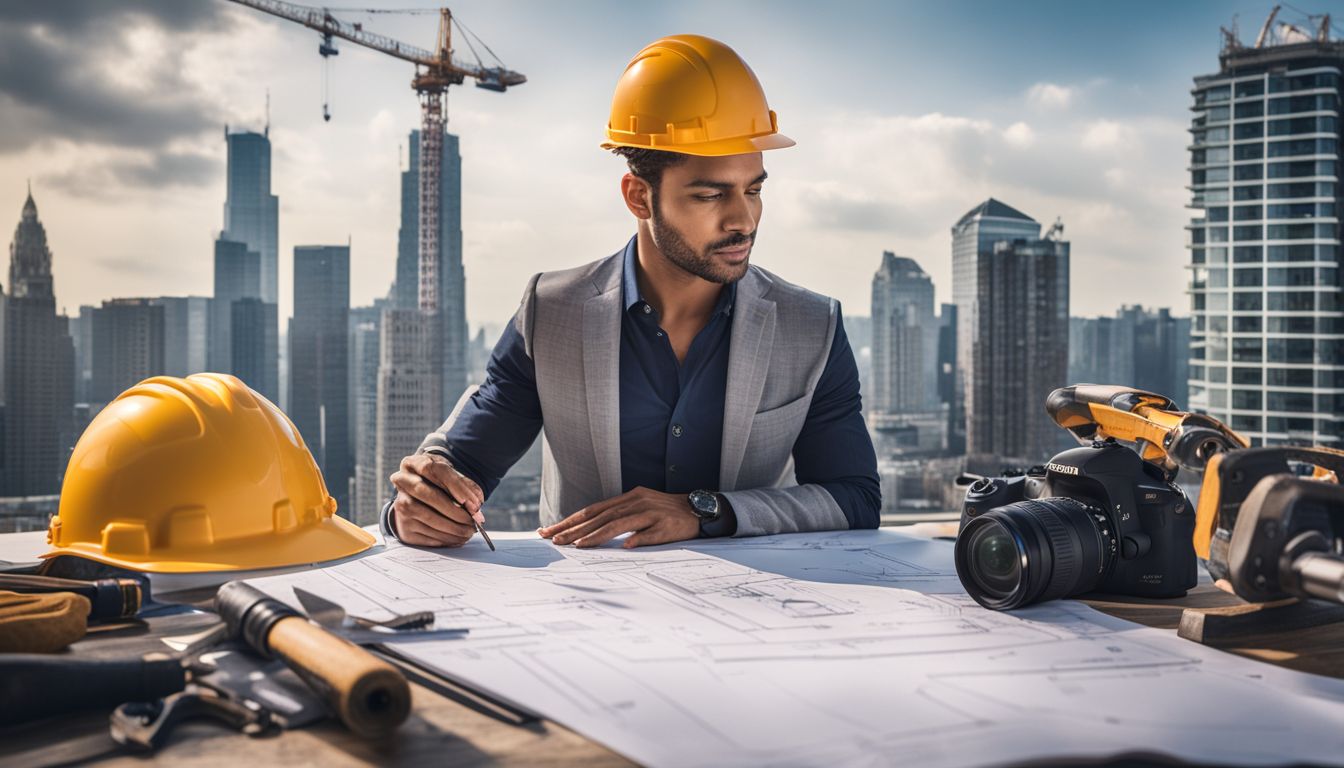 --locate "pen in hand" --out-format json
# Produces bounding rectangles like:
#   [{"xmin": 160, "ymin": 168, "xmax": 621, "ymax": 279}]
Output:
[{"xmin": 434, "ymin": 466, "xmax": 495, "ymax": 552}]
